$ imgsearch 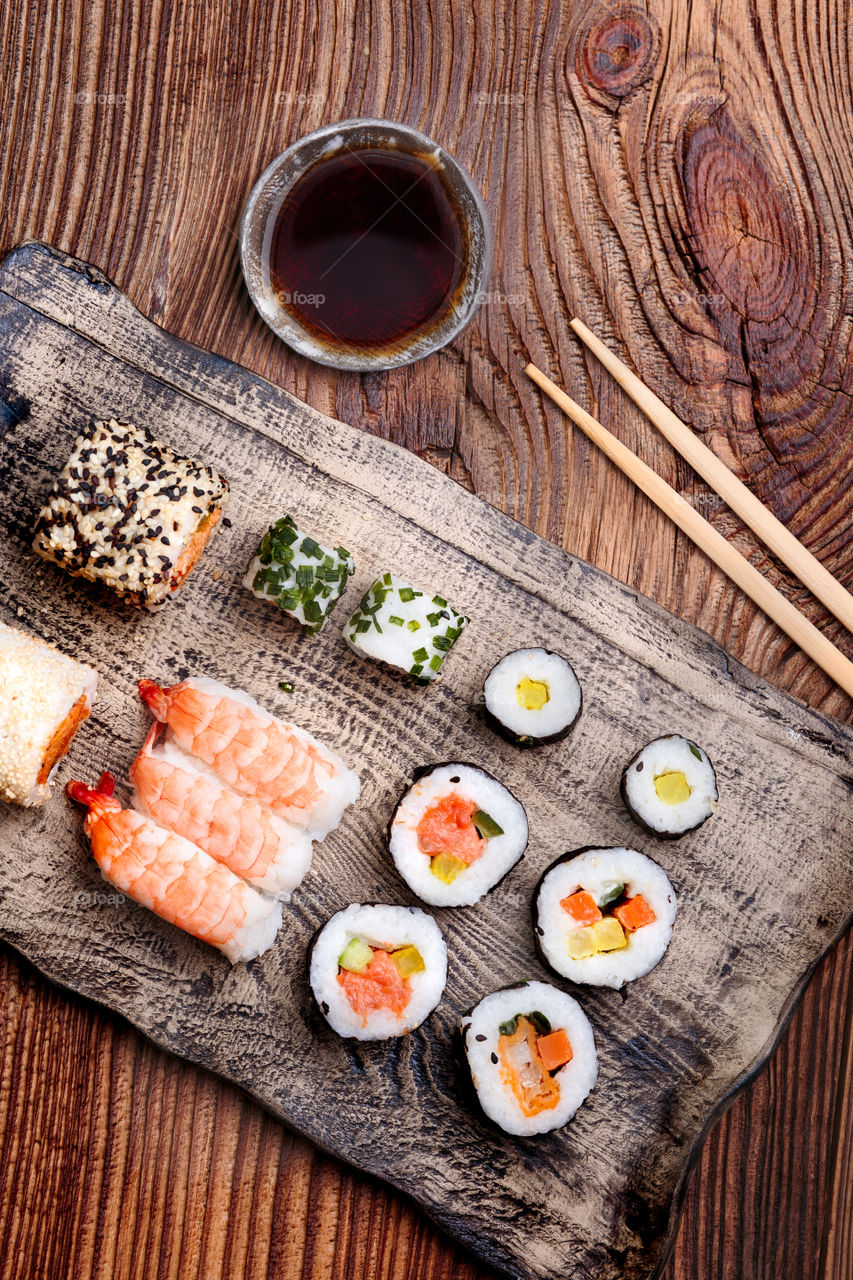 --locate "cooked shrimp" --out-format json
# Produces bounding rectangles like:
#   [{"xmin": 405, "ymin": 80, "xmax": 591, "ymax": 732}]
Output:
[
  {"xmin": 130, "ymin": 723, "xmax": 313, "ymax": 899},
  {"xmin": 137, "ymin": 676, "xmax": 360, "ymax": 834},
  {"xmin": 67, "ymin": 773, "xmax": 281, "ymax": 963}
]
